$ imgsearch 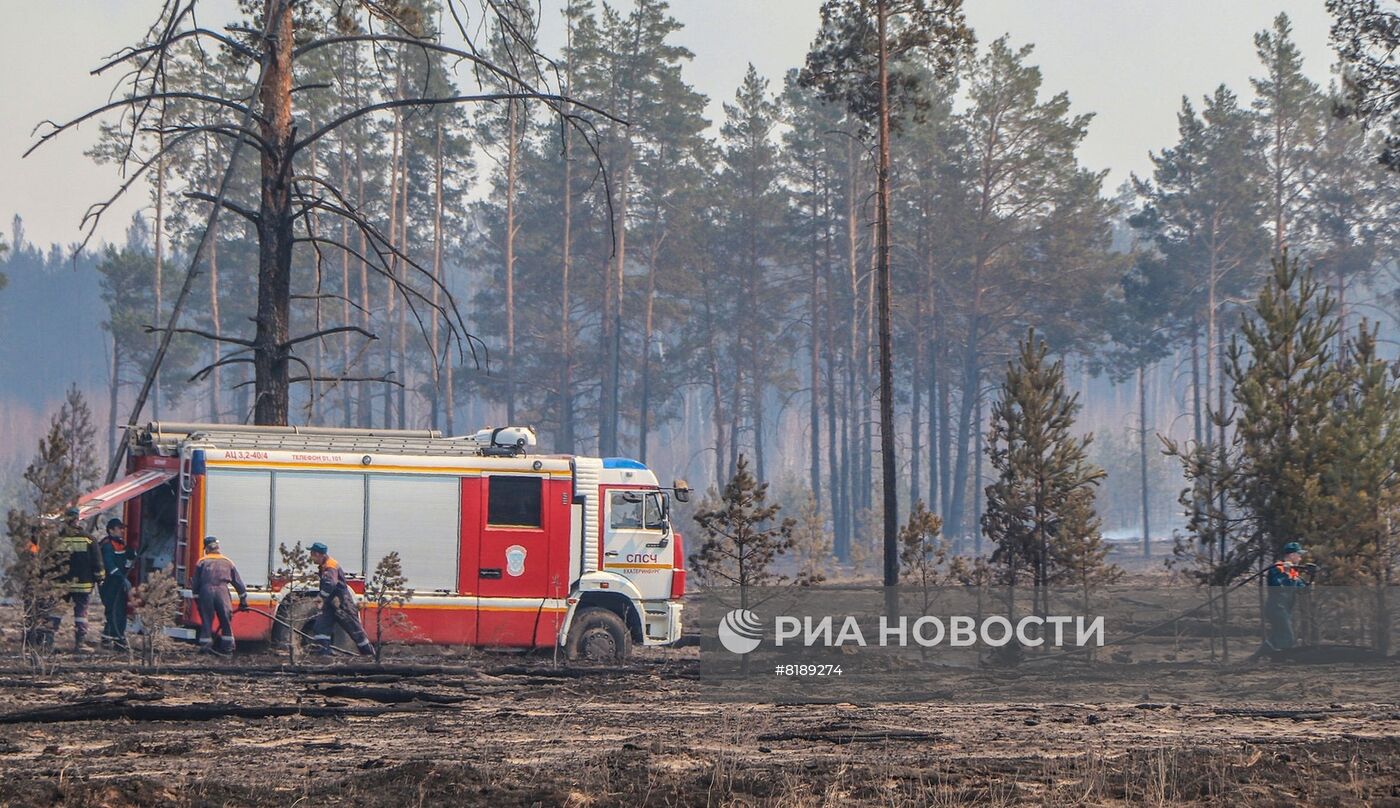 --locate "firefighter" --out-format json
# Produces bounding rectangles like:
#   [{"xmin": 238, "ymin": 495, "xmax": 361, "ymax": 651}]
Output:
[
  {"xmin": 1264, "ymin": 541, "xmax": 1314, "ymax": 651},
  {"xmin": 54, "ymin": 509, "xmax": 103, "ymax": 651},
  {"xmin": 307, "ymin": 542, "xmax": 374, "ymax": 657},
  {"xmin": 190, "ymin": 536, "xmax": 248, "ymax": 654},
  {"xmin": 98, "ymin": 518, "xmax": 134, "ymax": 650}
]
